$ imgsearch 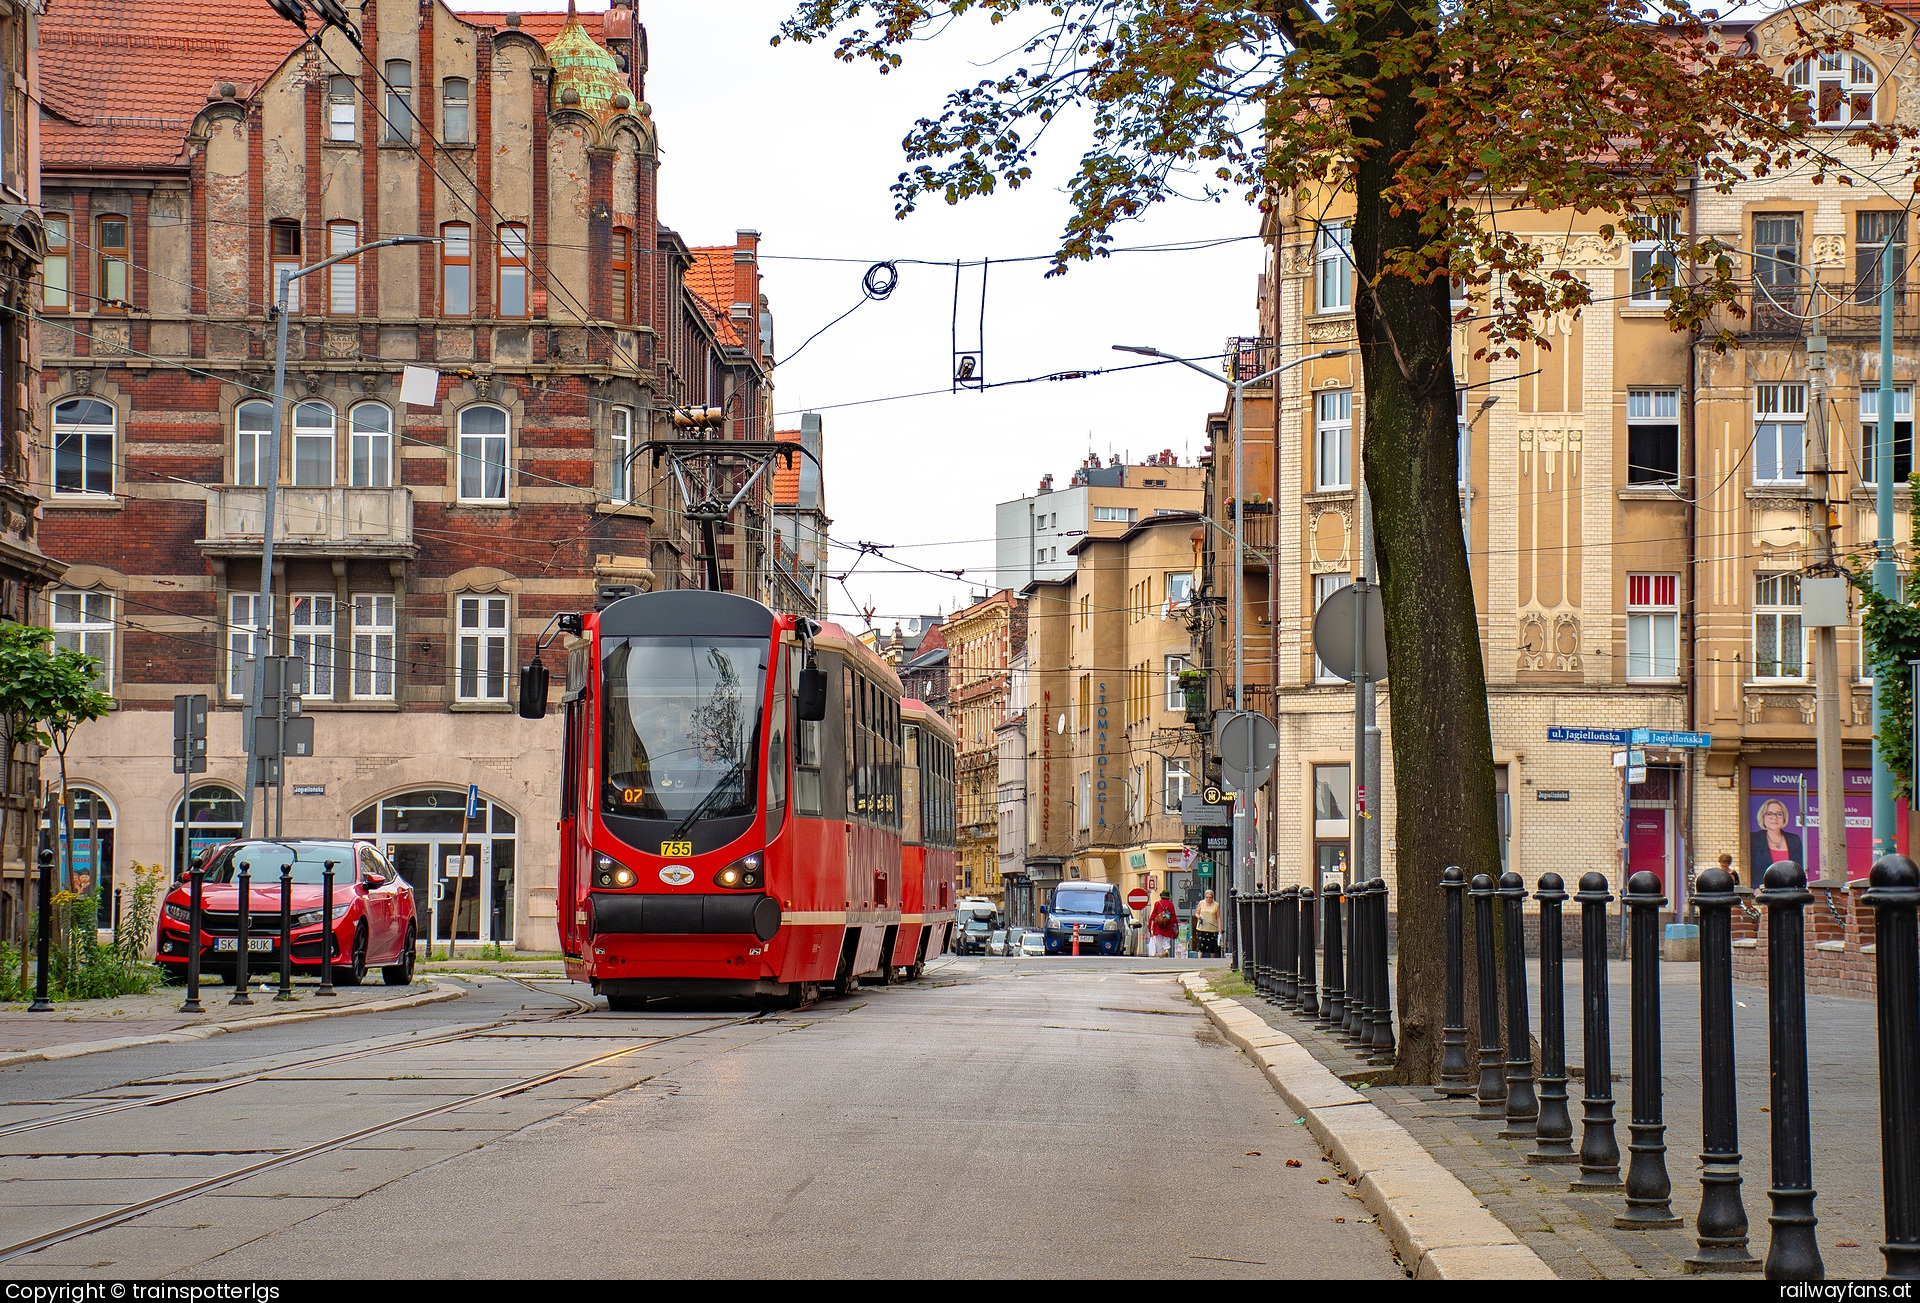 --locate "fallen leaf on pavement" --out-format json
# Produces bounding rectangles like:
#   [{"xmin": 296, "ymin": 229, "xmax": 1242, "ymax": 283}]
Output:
[
  {"xmin": 1286, "ymin": 1158, "xmax": 1302, "ymax": 1167},
  {"xmin": 1318, "ymin": 1177, "xmax": 1330, "ymax": 1184},
  {"xmin": 1837, "ymin": 1242, "xmax": 1862, "ymax": 1248},
  {"xmin": 1246, "ymin": 1150, "xmax": 1261, "ymax": 1156}
]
